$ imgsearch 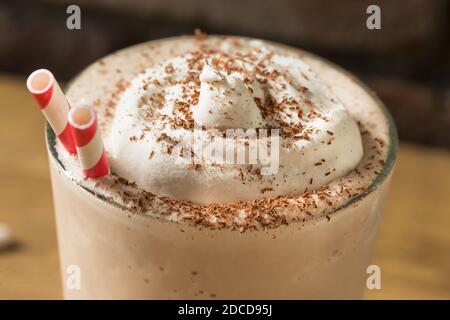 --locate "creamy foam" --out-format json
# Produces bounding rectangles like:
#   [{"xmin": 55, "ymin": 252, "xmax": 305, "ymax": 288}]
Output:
[{"xmin": 105, "ymin": 39, "xmax": 363, "ymax": 203}]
